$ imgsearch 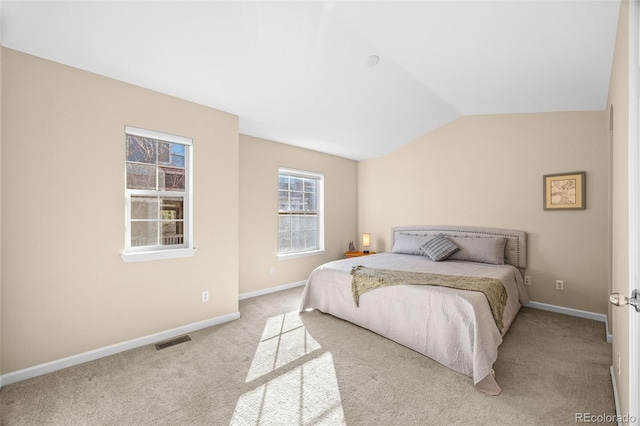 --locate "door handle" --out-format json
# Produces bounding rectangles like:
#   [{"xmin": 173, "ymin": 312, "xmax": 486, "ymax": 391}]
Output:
[{"xmin": 610, "ymin": 289, "xmax": 640, "ymax": 312}]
